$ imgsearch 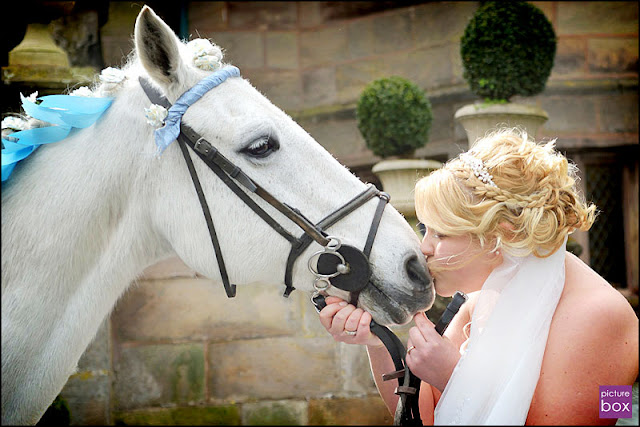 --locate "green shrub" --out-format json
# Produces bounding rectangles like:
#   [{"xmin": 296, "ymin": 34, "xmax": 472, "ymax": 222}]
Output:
[
  {"xmin": 356, "ymin": 76, "xmax": 432, "ymax": 158},
  {"xmin": 460, "ymin": 1, "xmax": 556, "ymax": 101}
]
